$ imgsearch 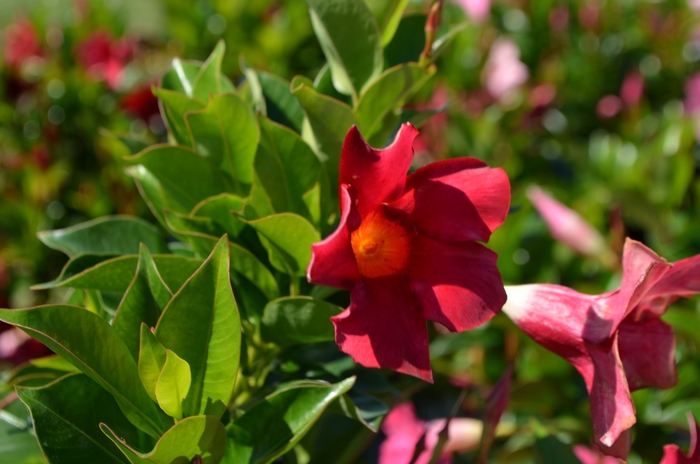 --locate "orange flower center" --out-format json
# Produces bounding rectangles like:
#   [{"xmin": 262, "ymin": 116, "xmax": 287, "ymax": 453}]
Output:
[{"xmin": 350, "ymin": 211, "xmax": 411, "ymax": 278}]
